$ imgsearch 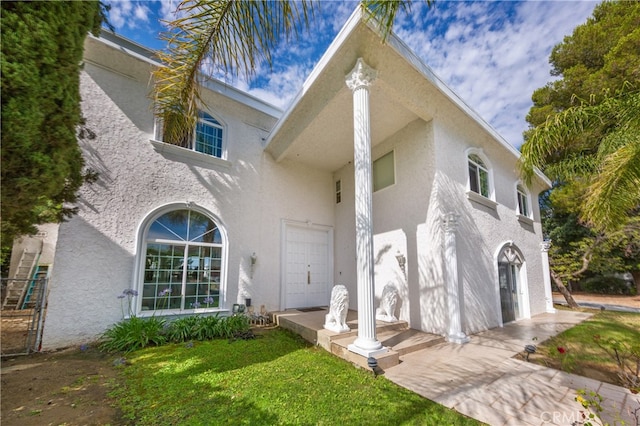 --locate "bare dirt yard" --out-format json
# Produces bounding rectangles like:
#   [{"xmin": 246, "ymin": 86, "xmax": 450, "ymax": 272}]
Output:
[
  {"xmin": 1, "ymin": 347, "xmax": 122, "ymax": 426},
  {"xmin": 1, "ymin": 293, "xmax": 638, "ymax": 426}
]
